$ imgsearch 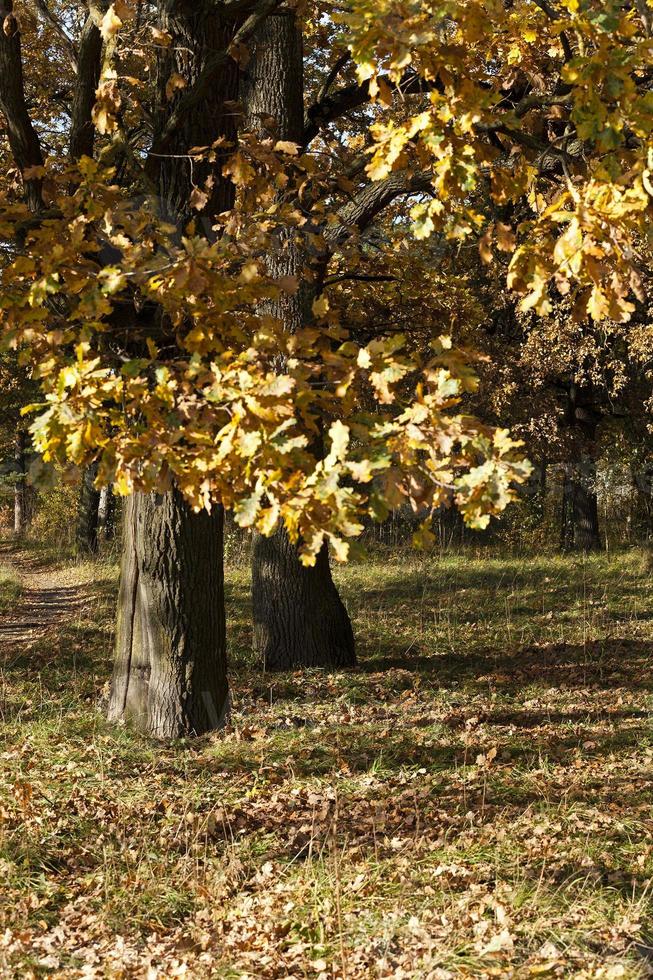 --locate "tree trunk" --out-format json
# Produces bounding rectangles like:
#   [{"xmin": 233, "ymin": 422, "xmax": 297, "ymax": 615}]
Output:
[
  {"xmin": 76, "ymin": 463, "xmax": 101, "ymax": 555},
  {"xmin": 99, "ymin": 485, "xmax": 117, "ymax": 542},
  {"xmin": 253, "ymin": 529, "xmax": 355, "ymax": 670},
  {"xmin": 13, "ymin": 429, "xmax": 26, "ymax": 537},
  {"xmin": 632, "ymin": 466, "xmax": 653, "ymax": 542},
  {"xmin": 561, "ymin": 458, "xmax": 601, "ymax": 553},
  {"xmin": 107, "ymin": 491, "xmax": 228, "ymax": 738},
  {"xmin": 108, "ymin": 5, "xmax": 240, "ymax": 736},
  {"xmin": 150, "ymin": 6, "xmax": 238, "ymax": 227},
  {"xmin": 532, "ymin": 459, "xmax": 547, "ymax": 525},
  {"xmin": 244, "ymin": 12, "xmax": 356, "ymax": 669}
]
